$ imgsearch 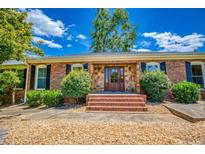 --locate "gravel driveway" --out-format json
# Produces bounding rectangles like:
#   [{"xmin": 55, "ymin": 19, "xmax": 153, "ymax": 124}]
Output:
[{"xmin": 1, "ymin": 104, "xmax": 205, "ymax": 144}]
